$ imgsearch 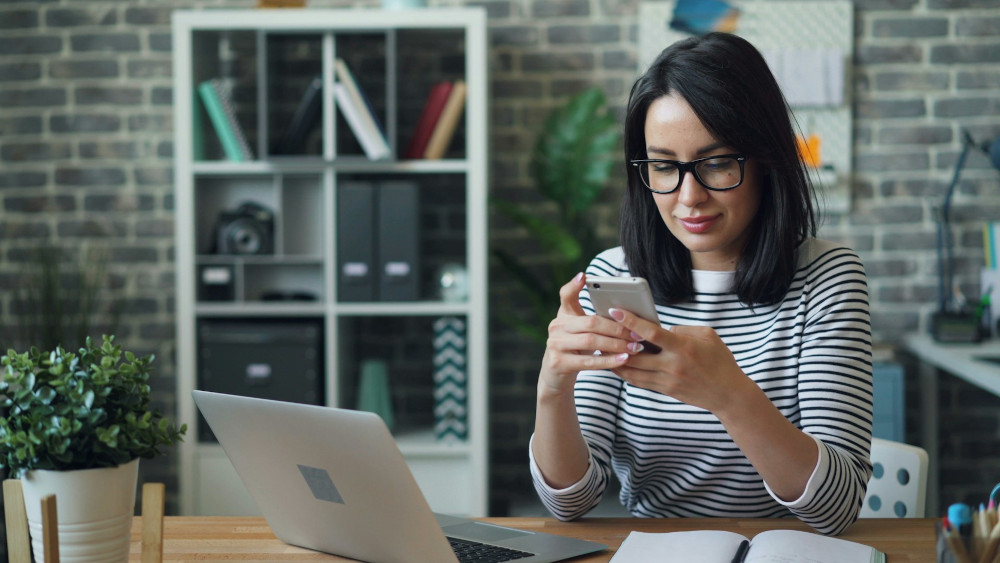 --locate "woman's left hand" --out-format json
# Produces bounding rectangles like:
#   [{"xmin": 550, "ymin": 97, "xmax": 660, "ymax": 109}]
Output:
[
  {"xmin": 609, "ymin": 309, "xmax": 820, "ymax": 505},
  {"xmin": 606, "ymin": 308, "xmax": 755, "ymax": 415}
]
